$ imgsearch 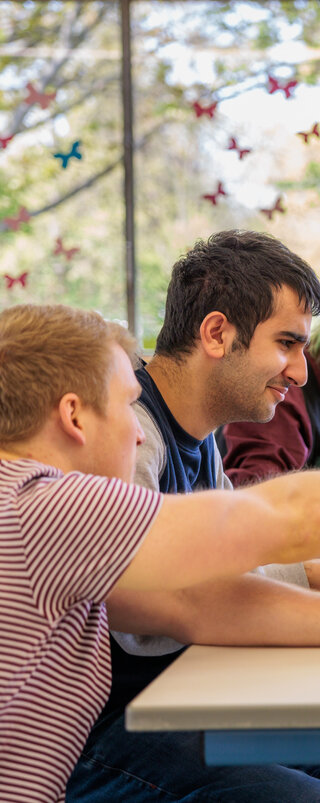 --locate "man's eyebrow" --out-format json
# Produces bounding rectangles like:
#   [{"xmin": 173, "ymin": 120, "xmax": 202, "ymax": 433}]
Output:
[{"xmin": 278, "ymin": 330, "xmax": 310, "ymax": 346}]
